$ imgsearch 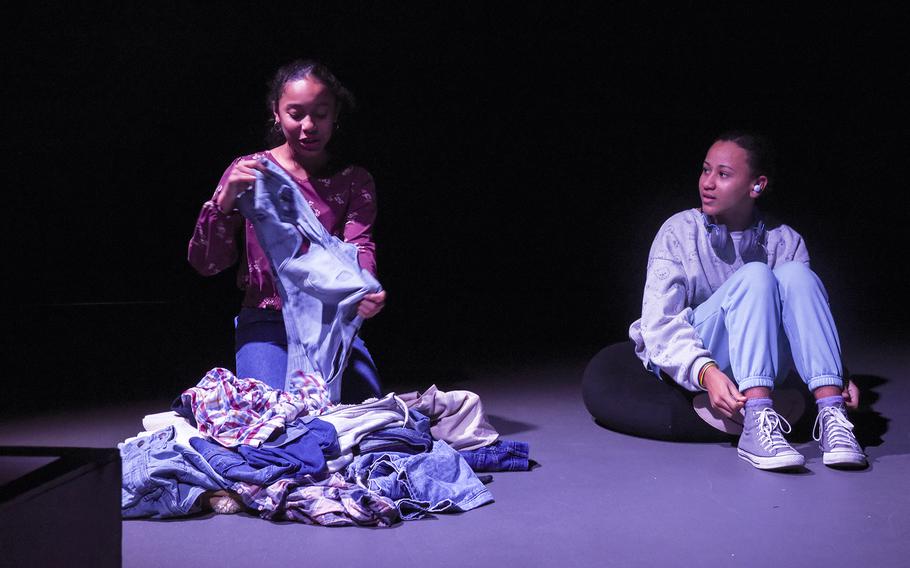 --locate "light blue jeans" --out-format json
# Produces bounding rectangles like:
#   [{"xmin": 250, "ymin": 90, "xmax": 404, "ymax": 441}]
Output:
[
  {"xmin": 235, "ymin": 160, "xmax": 382, "ymax": 402},
  {"xmin": 345, "ymin": 440, "xmax": 493, "ymax": 520},
  {"xmin": 120, "ymin": 426, "xmax": 230, "ymax": 518},
  {"xmin": 691, "ymin": 262, "xmax": 844, "ymax": 392}
]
